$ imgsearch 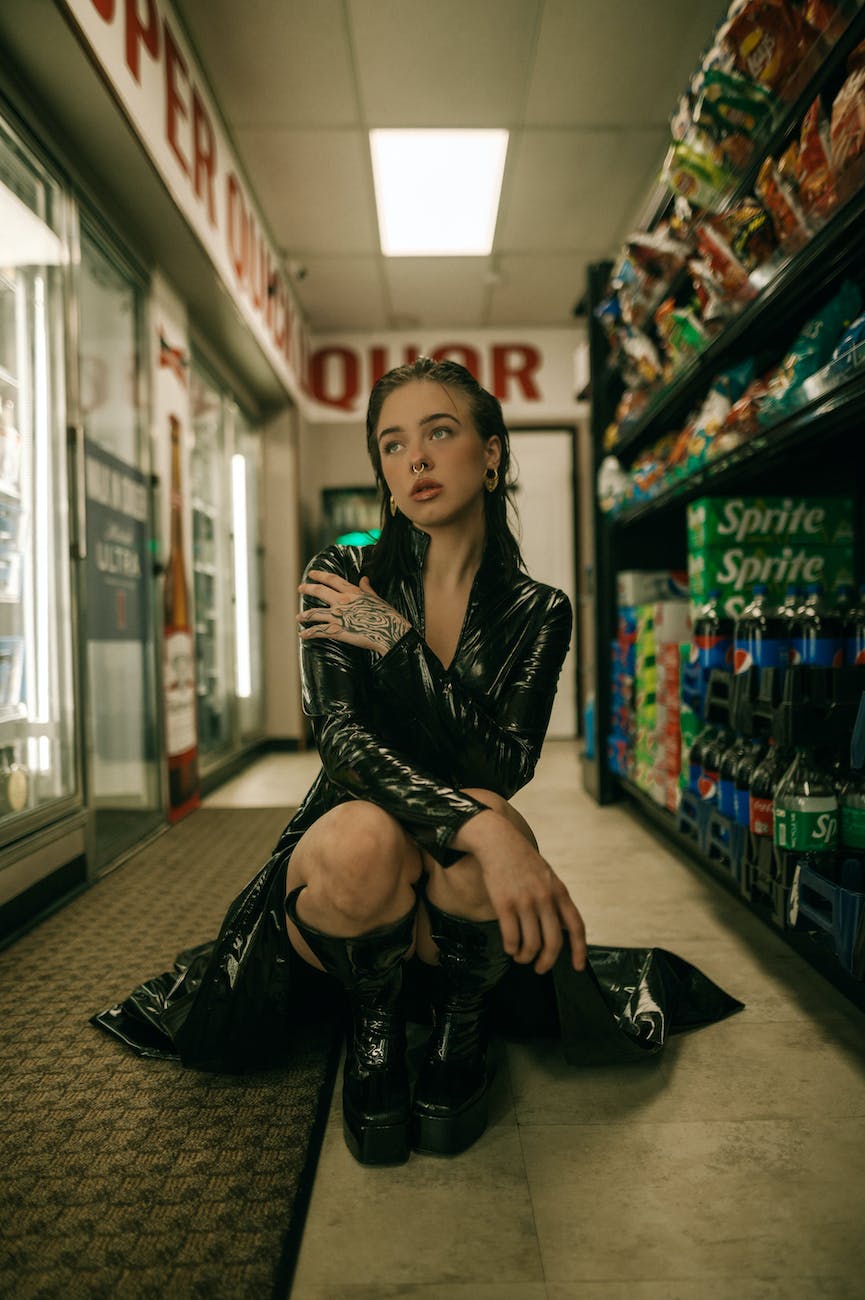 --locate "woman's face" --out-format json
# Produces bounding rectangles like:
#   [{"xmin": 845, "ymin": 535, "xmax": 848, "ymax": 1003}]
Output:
[{"xmin": 375, "ymin": 380, "xmax": 500, "ymax": 529}]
